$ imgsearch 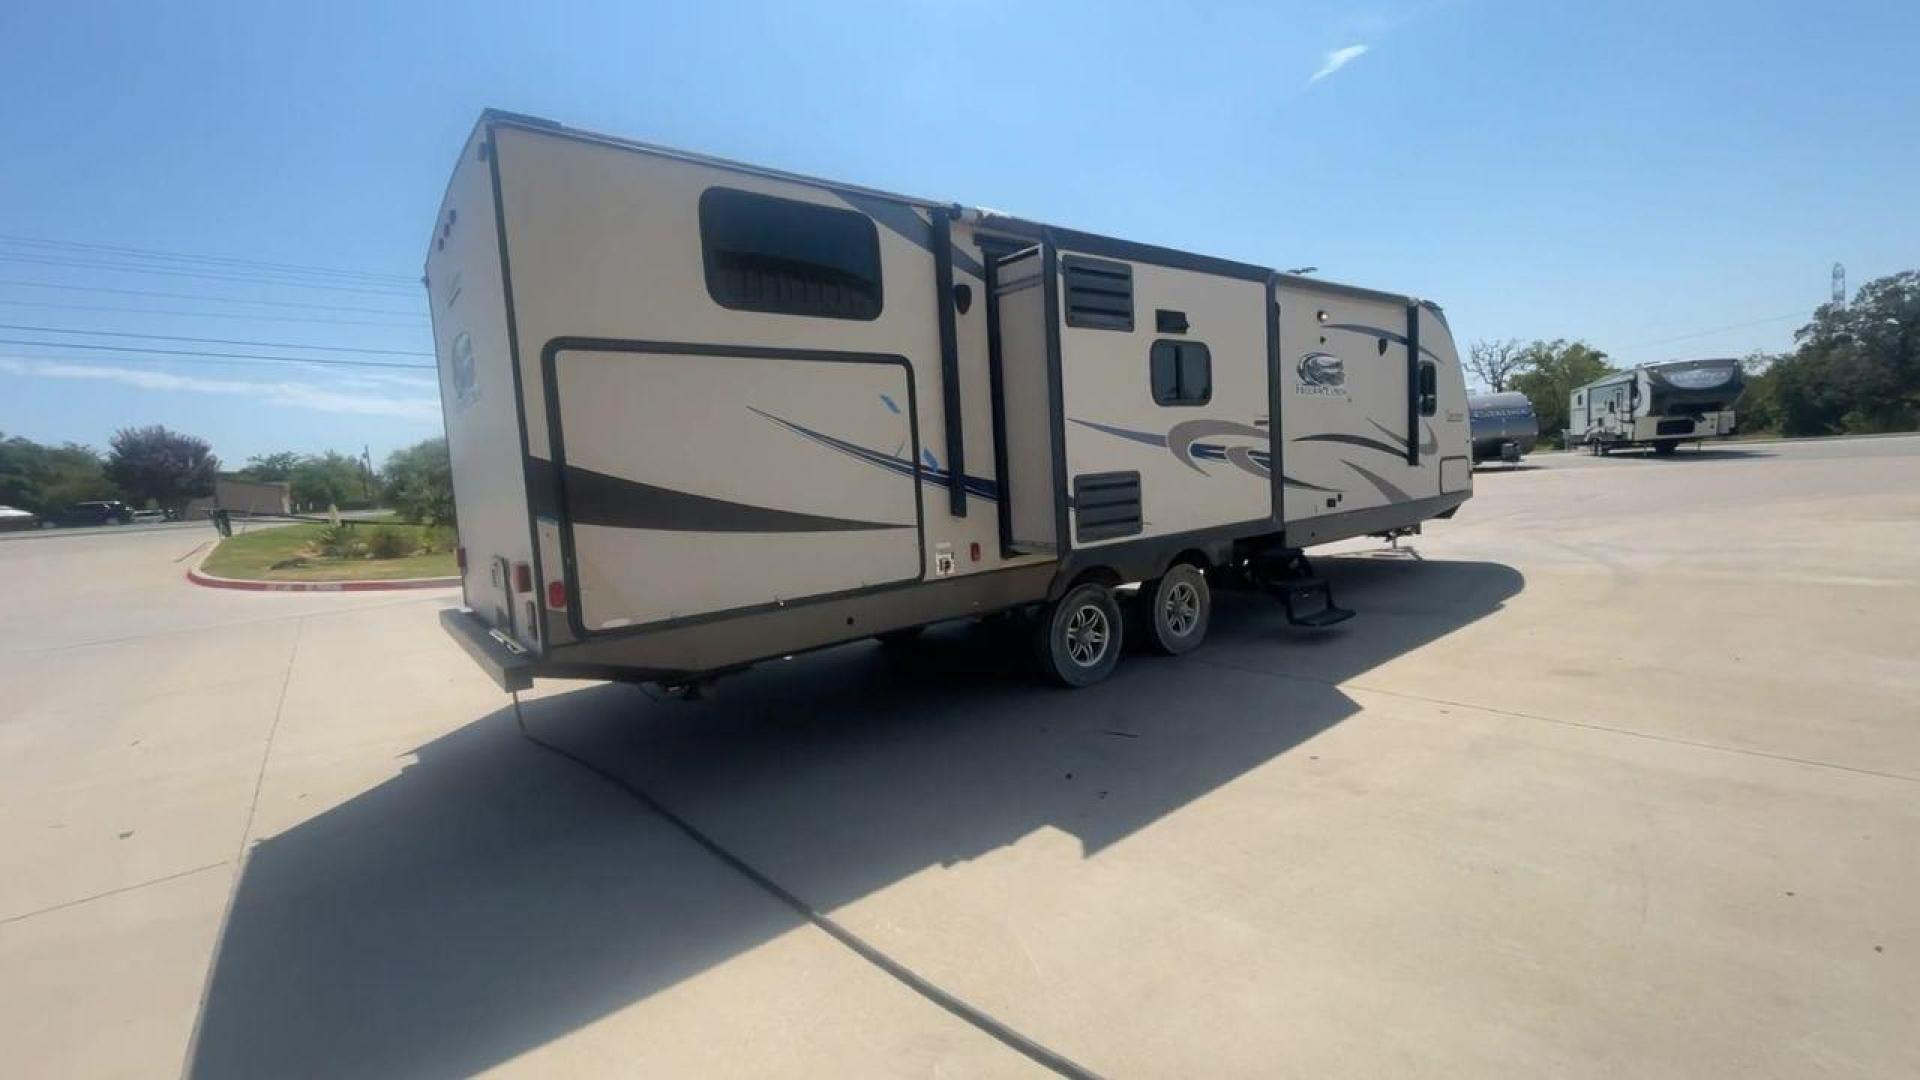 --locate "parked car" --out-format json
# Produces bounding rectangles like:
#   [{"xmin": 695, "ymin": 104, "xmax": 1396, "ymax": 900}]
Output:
[
  {"xmin": 0, "ymin": 505, "xmax": 39, "ymax": 532},
  {"xmin": 131, "ymin": 508, "xmax": 168, "ymax": 523},
  {"xmin": 40, "ymin": 501, "xmax": 136, "ymax": 528}
]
